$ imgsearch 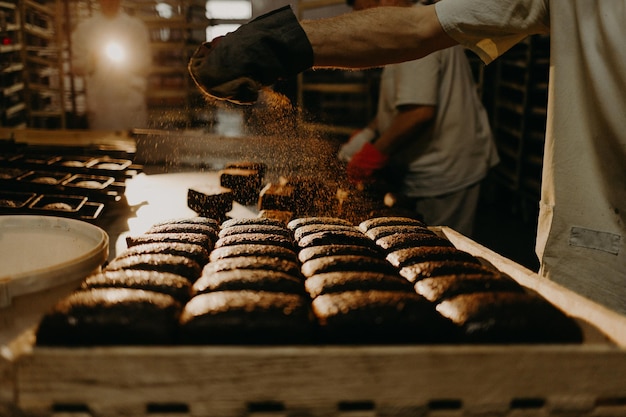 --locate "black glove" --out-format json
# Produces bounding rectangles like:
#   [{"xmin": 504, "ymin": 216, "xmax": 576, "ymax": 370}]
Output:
[{"xmin": 188, "ymin": 6, "xmax": 314, "ymax": 104}]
